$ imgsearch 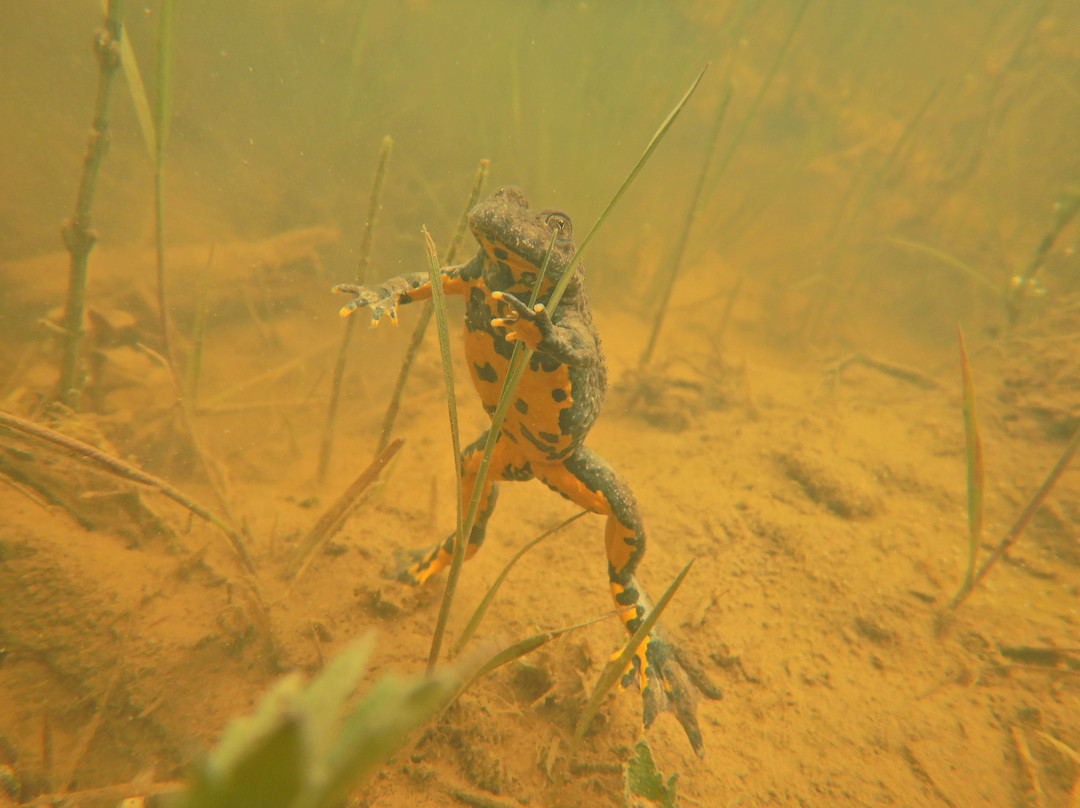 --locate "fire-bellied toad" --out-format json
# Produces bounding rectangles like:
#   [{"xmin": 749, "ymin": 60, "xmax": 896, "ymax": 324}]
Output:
[{"xmin": 333, "ymin": 186, "xmax": 720, "ymax": 755}]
